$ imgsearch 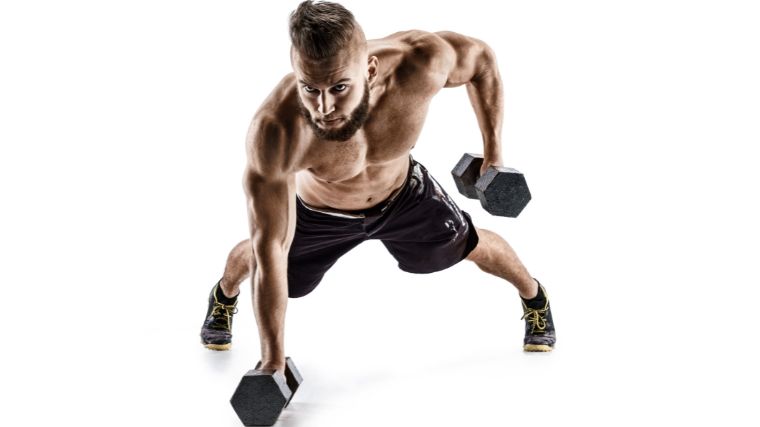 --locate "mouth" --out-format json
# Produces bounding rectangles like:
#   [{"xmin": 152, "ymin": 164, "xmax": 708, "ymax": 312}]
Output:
[{"xmin": 319, "ymin": 117, "xmax": 344, "ymax": 127}]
